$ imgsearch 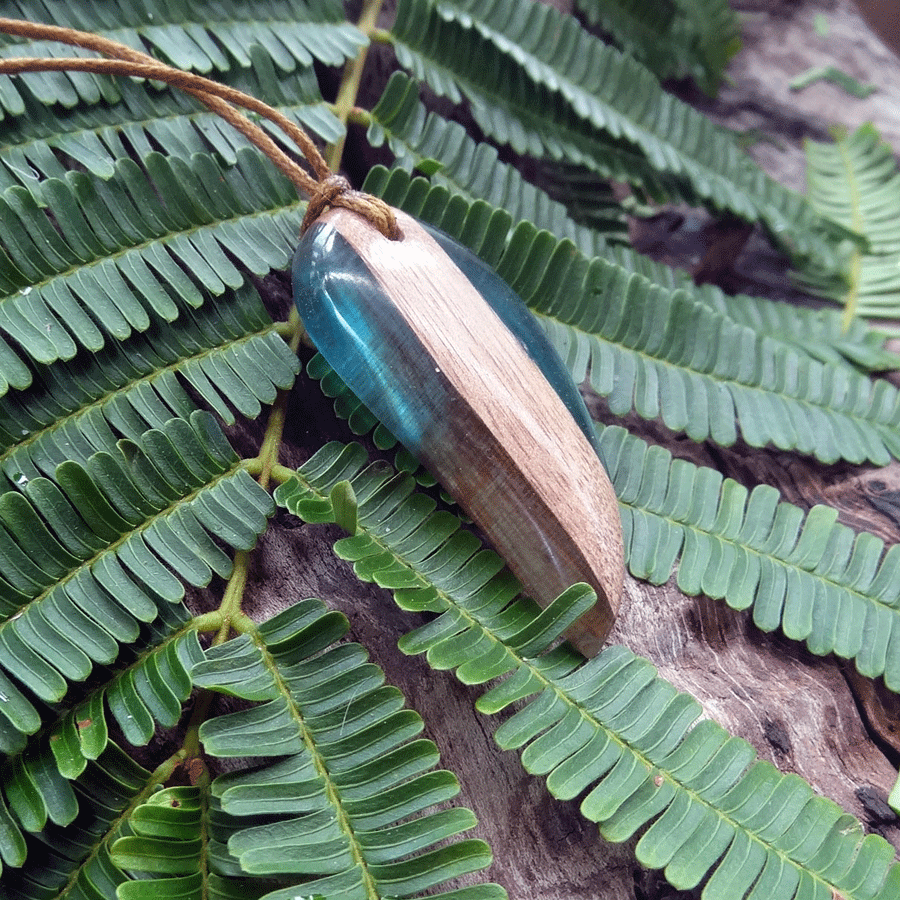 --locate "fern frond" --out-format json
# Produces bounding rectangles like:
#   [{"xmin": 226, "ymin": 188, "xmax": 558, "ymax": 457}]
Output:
[
  {"xmin": 597, "ymin": 422, "xmax": 900, "ymax": 686},
  {"xmin": 0, "ymin": 147, "xmax": 302, "ymax": 379},
  {"xmin": 0, "ymin": 617, "xmax": 199, "ymax": 848},
  {"xmin": 276, "ymin": 444, "xmax": 900, "ymax": 900},
  {"xmin": 366, "ymin": 169, "xmax": 900, "ymax": 465},
  {"xmin": 693, "ymin": 280, "xmax": 900, "ymax": 372},
  {"xmin": 2, "ymin": 741, "xmax": 151, "ymax": 894},
  {"xmin": 0, "ymin": 412, "xmax": 272, "ymax": 751},
  {"xmin": 0, "ymin": 282, "xmax": 298, "ymax": 486},
  {"xmin": 185, "ymin": 600, "xmax": 506, "ymax": 900},
  {"xmin": 112, "ymin": 786, "xmax": 211, "ymax": 894},
  {"xmin": 0, "ymin": 0, "xmax": 365, "ymax": 113},
  {"xmin": 580, "ymin": 227, "xmax": 899, "ymax": 372},
  {"xmin": 389, "ymin": 0, "xmax": 852, "ymax": 272},
  {"xmin": 574, "ymin": 0, "xmax": 741, "ymax": 94},
  {"xmin": 0, "ymin": 47, "xmax": 343, "ymax": 194},
  {"xmin": 367, "ymin": 72, "xmax": 626, "ymax": 247},
  {"xmin": 799, "ymin": 123, "xmax": 900, "ymax": 327},
  {"xmin": 362, "ymin": 115, "xmax": 893, "ymax": 374},
  {"xmin": 110, "ymin": 784, "xmax": 269, "ymax": 900}
]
